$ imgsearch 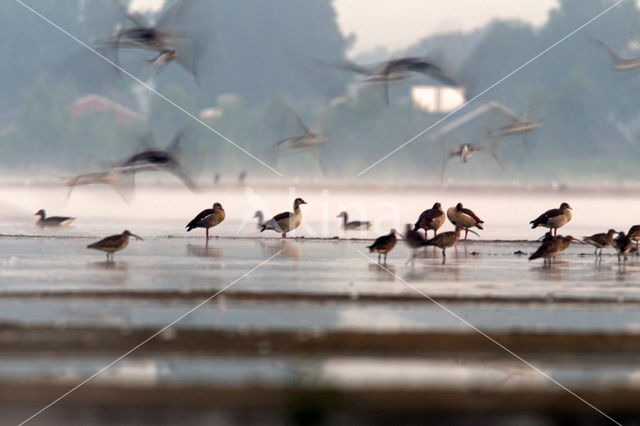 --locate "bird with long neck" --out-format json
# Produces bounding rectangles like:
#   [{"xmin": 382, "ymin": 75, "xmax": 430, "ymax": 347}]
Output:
[
  {"xmin": 186, "ymin": 203, "xmax": 225, "ymax": 245},
  {"xmin": 446, "ymin": 203, "xmax": 484, "ymax": 240},
  {"xmin": 583, "ymin": 229, "xmax": 617, "ymax": 258},
  {"xmin": 87, "ymin": 230, "xmax": 143, "ymax": 261},
  {"xmin": 261, "ymin": 198, "xmax": 307, "ymax": 238},
  {"xmin": 530, "ymin": 202, "xmax": 572, "ymax": 236},
  {"xmin": 422, "ymin": 226, "xmax": 463, "ymax": 264},
  {"xmin": 337, "ymin": 211, "xmax": 371, "ymax": 231},
  {"xmin": 35, "ymin": 209, "xmax": 75, "ymax": 227}
]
